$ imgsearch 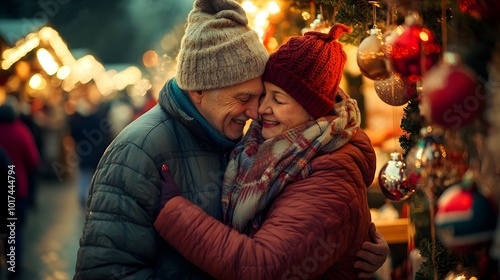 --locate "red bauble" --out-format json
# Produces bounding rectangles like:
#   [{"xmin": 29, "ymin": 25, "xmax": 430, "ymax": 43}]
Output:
[
  {"xmin": 458, "ymin": 0, "xmax": 500, "ymax": 20},
  {"xmin": 435, "ymin": 171, "xmax": 497, "ymax": 254},
  {"xmin": 421, "ymin": 62, "xmax": 485, "ymax": 129},
  {"xmin": 386, "ymin": 20, "xmax": 440, "ymax": 83}
]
